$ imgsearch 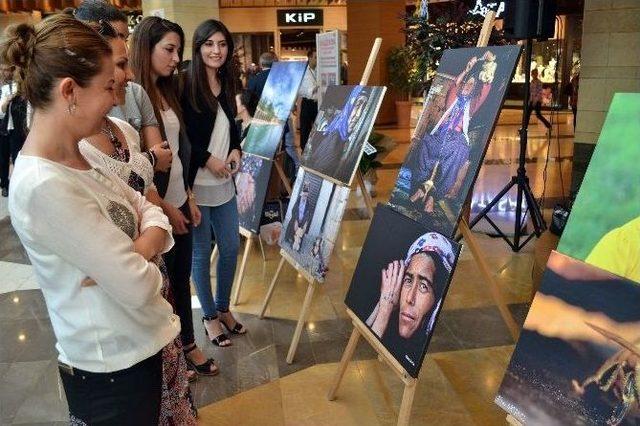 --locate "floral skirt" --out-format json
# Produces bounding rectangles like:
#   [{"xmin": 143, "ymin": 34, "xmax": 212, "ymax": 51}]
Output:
[{"xmin": 157, "ymin": 259, "xmax": 197, "ymax": 426}]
